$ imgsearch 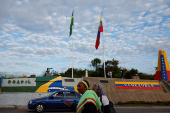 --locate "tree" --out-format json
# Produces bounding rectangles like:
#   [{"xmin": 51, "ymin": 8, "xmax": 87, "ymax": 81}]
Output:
[
  {"xmin": 59, "ymin": 72, "xmax": 65, "ymax": 77},
  {"xmin": 29, "ymin": 74, "xmax": 36, "ymax": 78},
  {"xmin": 139, "ymin": 73, "xmax": 154, "ymax": 80},
  {"xmin": 64, "ymin": 68, "xmax": 74, "ymax": 77},
  {"xmin": 130, "ymin": 68, "xmax": 138, "ymax": 75},
  {"xmin": 104, "ymin": 58, "xmax": 120, "ymax": 78},
  {"xmin": 124, "ymin": 68, "xmax": 138, "ymax": 79},
  {"xmin": 91, "ymin": 58, "xmax": 101, "ymax": 71},
  {"xmin": 51, "ymin": 70, "xmax": 59, "ymax": 76},
  {"xmin": 124, "ymin": 71, "xmax": 131, "ymax": 79},
  {"xmin": 64, "ymin": 68, "xmax": 87, "ymax": 78}
]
